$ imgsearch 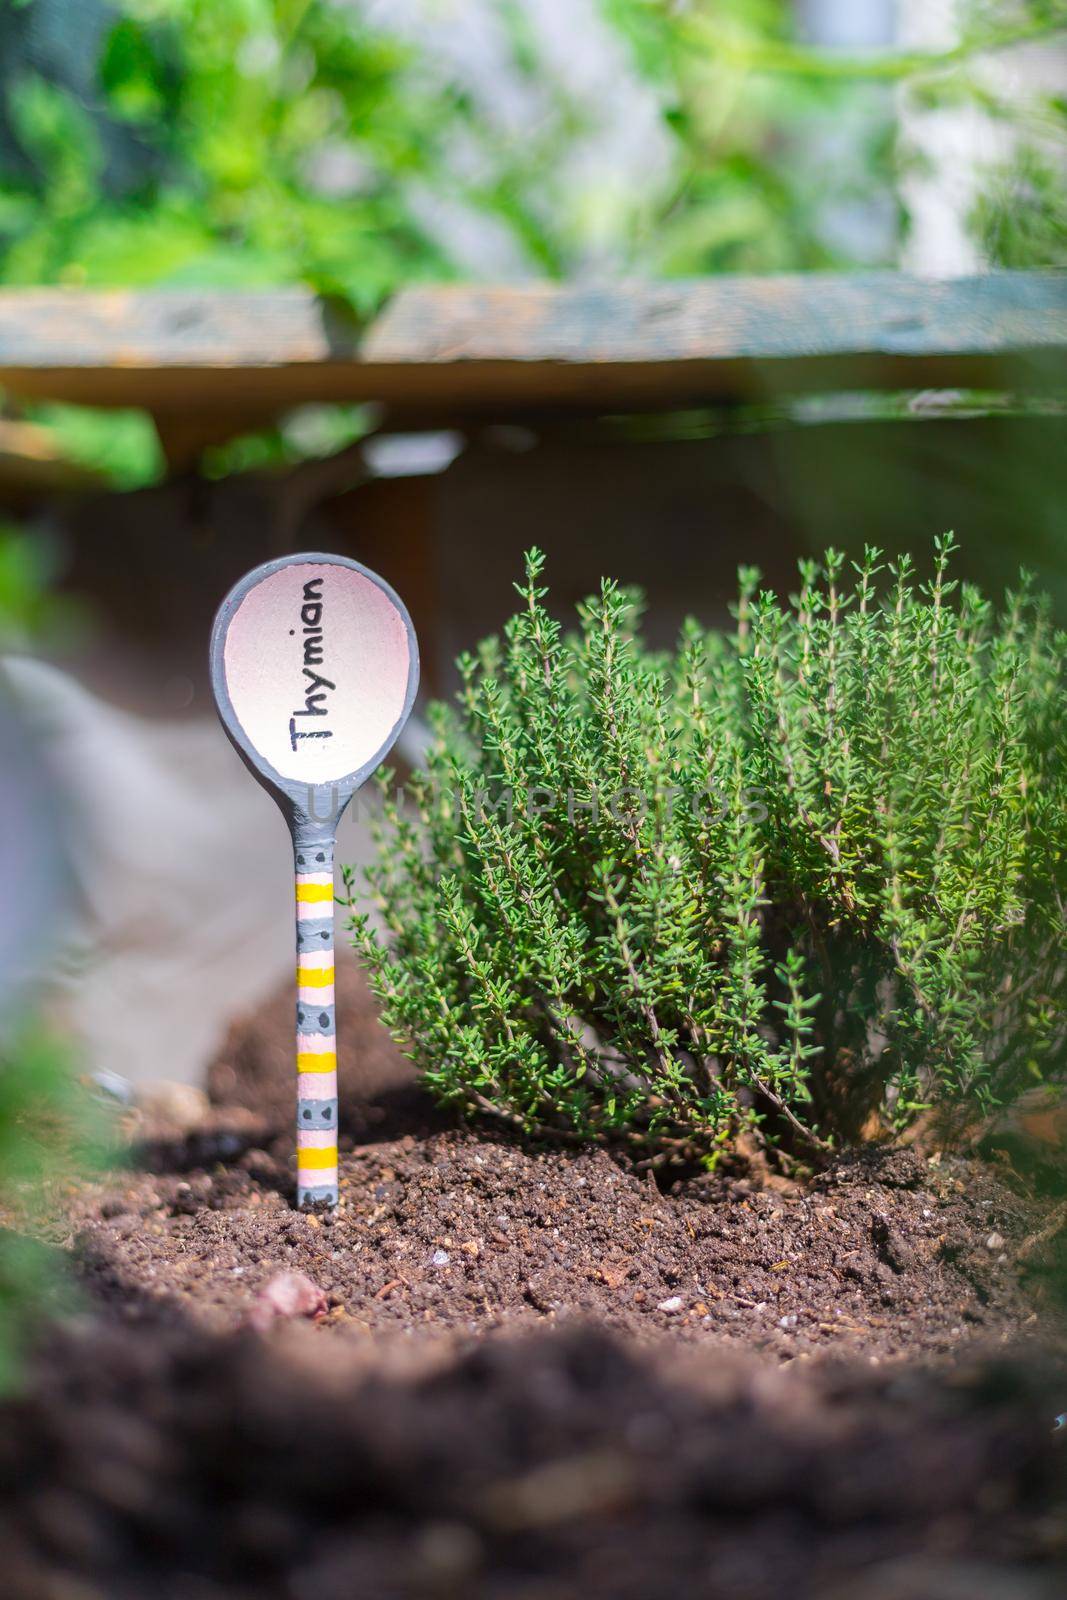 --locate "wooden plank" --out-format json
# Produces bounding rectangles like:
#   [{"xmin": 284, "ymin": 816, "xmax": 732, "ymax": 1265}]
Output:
[
  {"xmin": 0, "ymin": 274, "xmax": 1062, "ymax": 417},
  {"xmin": 364, "ymin": 272, "xmax": 1067, "ymax": 366}
]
